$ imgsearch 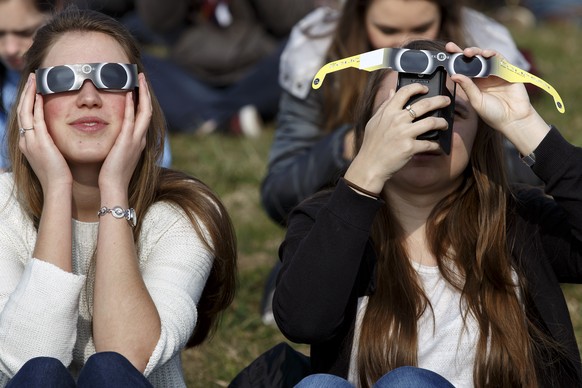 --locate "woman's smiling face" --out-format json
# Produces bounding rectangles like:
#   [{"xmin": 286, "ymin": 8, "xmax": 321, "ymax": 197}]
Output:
[{"xmin": 40, "ymin": 31, "xmax": 132, "ymax": 166}]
